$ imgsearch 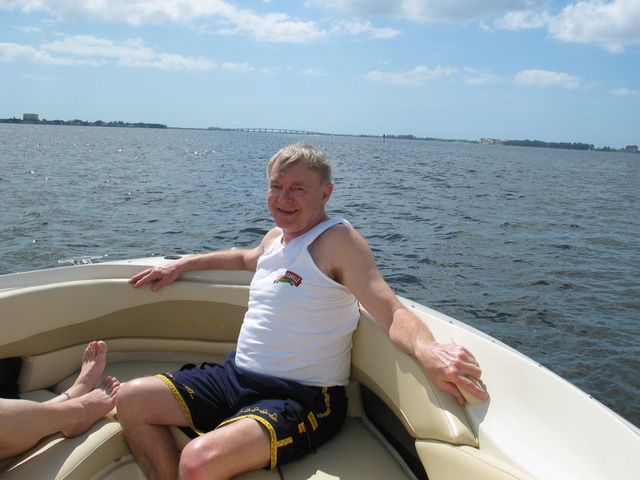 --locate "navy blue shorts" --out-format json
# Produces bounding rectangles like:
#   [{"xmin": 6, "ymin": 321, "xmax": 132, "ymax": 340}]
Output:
[{"xmin": 157, "ymin": 352, "xmax": 347, "ymax": 469}]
